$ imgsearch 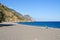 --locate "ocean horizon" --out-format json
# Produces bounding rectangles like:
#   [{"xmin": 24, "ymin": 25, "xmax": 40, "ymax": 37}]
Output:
[{"xmin": 17, "ymin": 21, "xmax": 60, "ymax": 28}]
